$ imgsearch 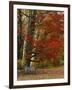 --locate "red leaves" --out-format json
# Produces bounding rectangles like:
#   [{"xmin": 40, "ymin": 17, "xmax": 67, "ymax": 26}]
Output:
[
  {"xmin": 51, "ymin": 13, "xmax": 64, "ymax": 21},
  {"xmin": 48, "ymin": 39, "xmax": 62, "ymax": 49},
  {"xmin": 47, "ymin": 39, "xmax": 64, "ymax": 59},
  {"xmin": 48, "ymin": 50, "xmax": 58, "ymax": 59},
  {"xmin": 26, "ymin": 33, "xmax": 33, "ymax": 41},
  {"xmin": 43, "ymin": 12, "xmax": 64, "ymax": 32},
  {"xmin": 33, "ymin": 38, "xmax": 63, "ymax": 60},
  {"xmin": 34, "ymin": 38, "xmax": 63, "ymax": 49}
]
